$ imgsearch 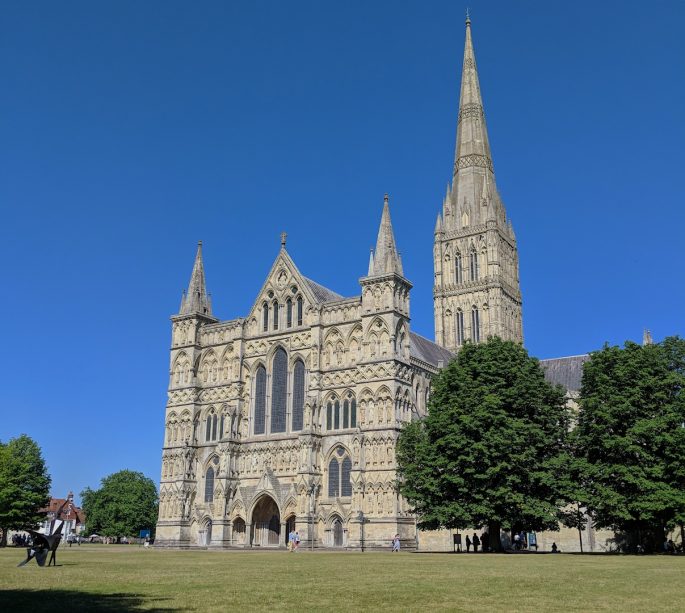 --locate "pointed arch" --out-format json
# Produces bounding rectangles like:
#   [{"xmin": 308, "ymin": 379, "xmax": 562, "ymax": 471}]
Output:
[
  {"xmin": 270, "ymin": 346, "xmax": 287, "ymax": 433},
  {"xmin": 254, "ymin": 364, "xmax": 266, "ymax": 435},
  {"xmin": 292, "ymin": 358, "xmax": 305, "ymax": 432}
]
